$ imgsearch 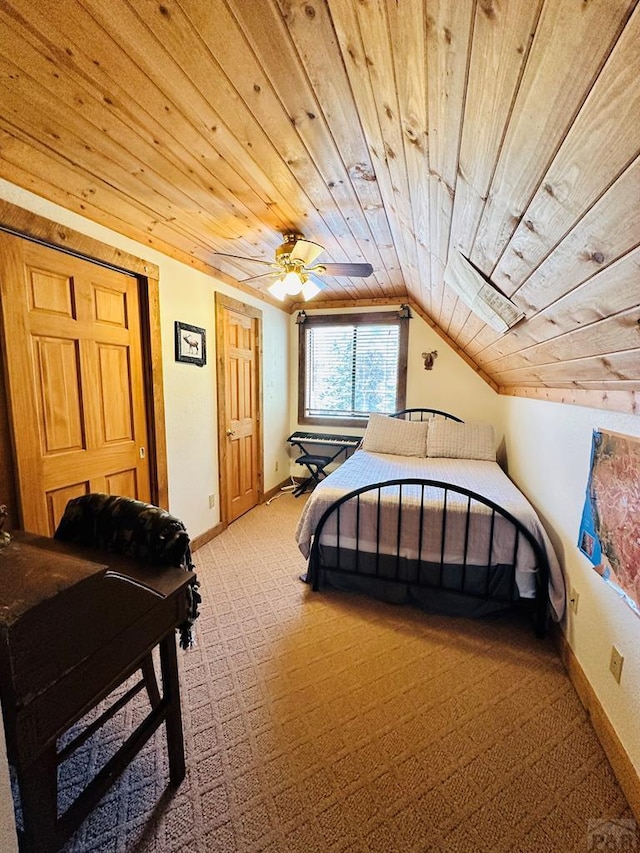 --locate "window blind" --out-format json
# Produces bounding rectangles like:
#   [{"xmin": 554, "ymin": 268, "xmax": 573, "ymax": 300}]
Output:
[{"xmin": 304, "ymin": 322, "xmax": 400, "ymax": 419}]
